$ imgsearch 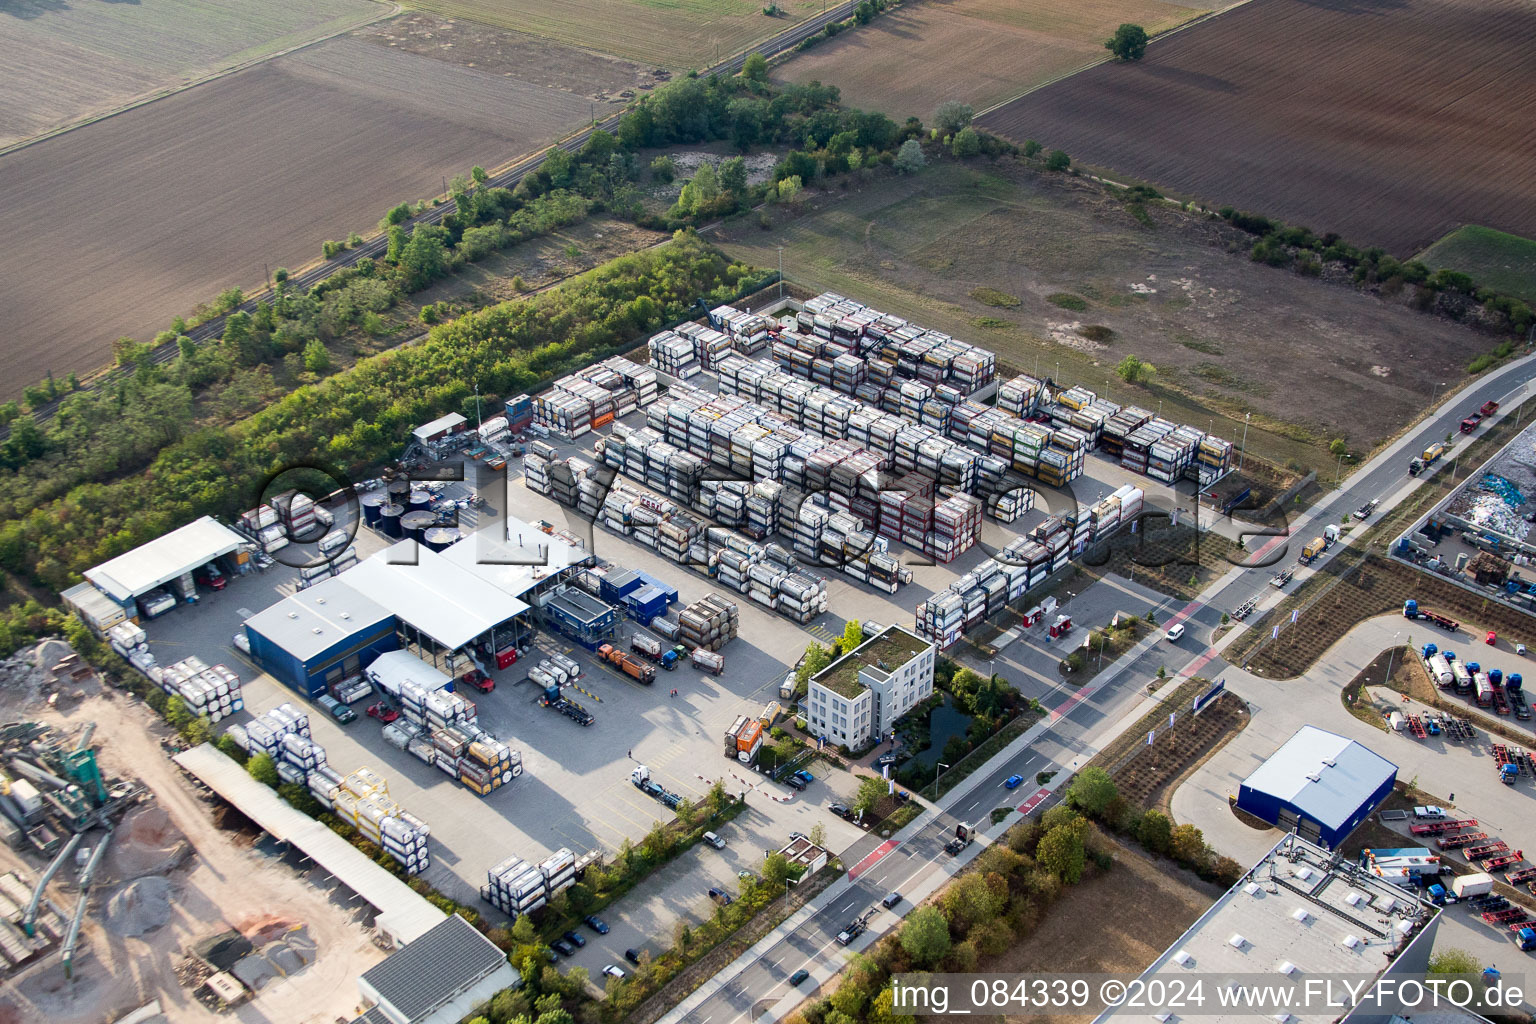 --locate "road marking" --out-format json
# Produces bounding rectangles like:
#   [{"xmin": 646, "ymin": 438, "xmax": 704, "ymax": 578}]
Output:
[
  {"xmin": 847, "ymin": 839, "xmax": 898, "ymax": 880},
  {"xmin": 1016, "ymin": 787, "xmax": 1051, "ymax": 815}
]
